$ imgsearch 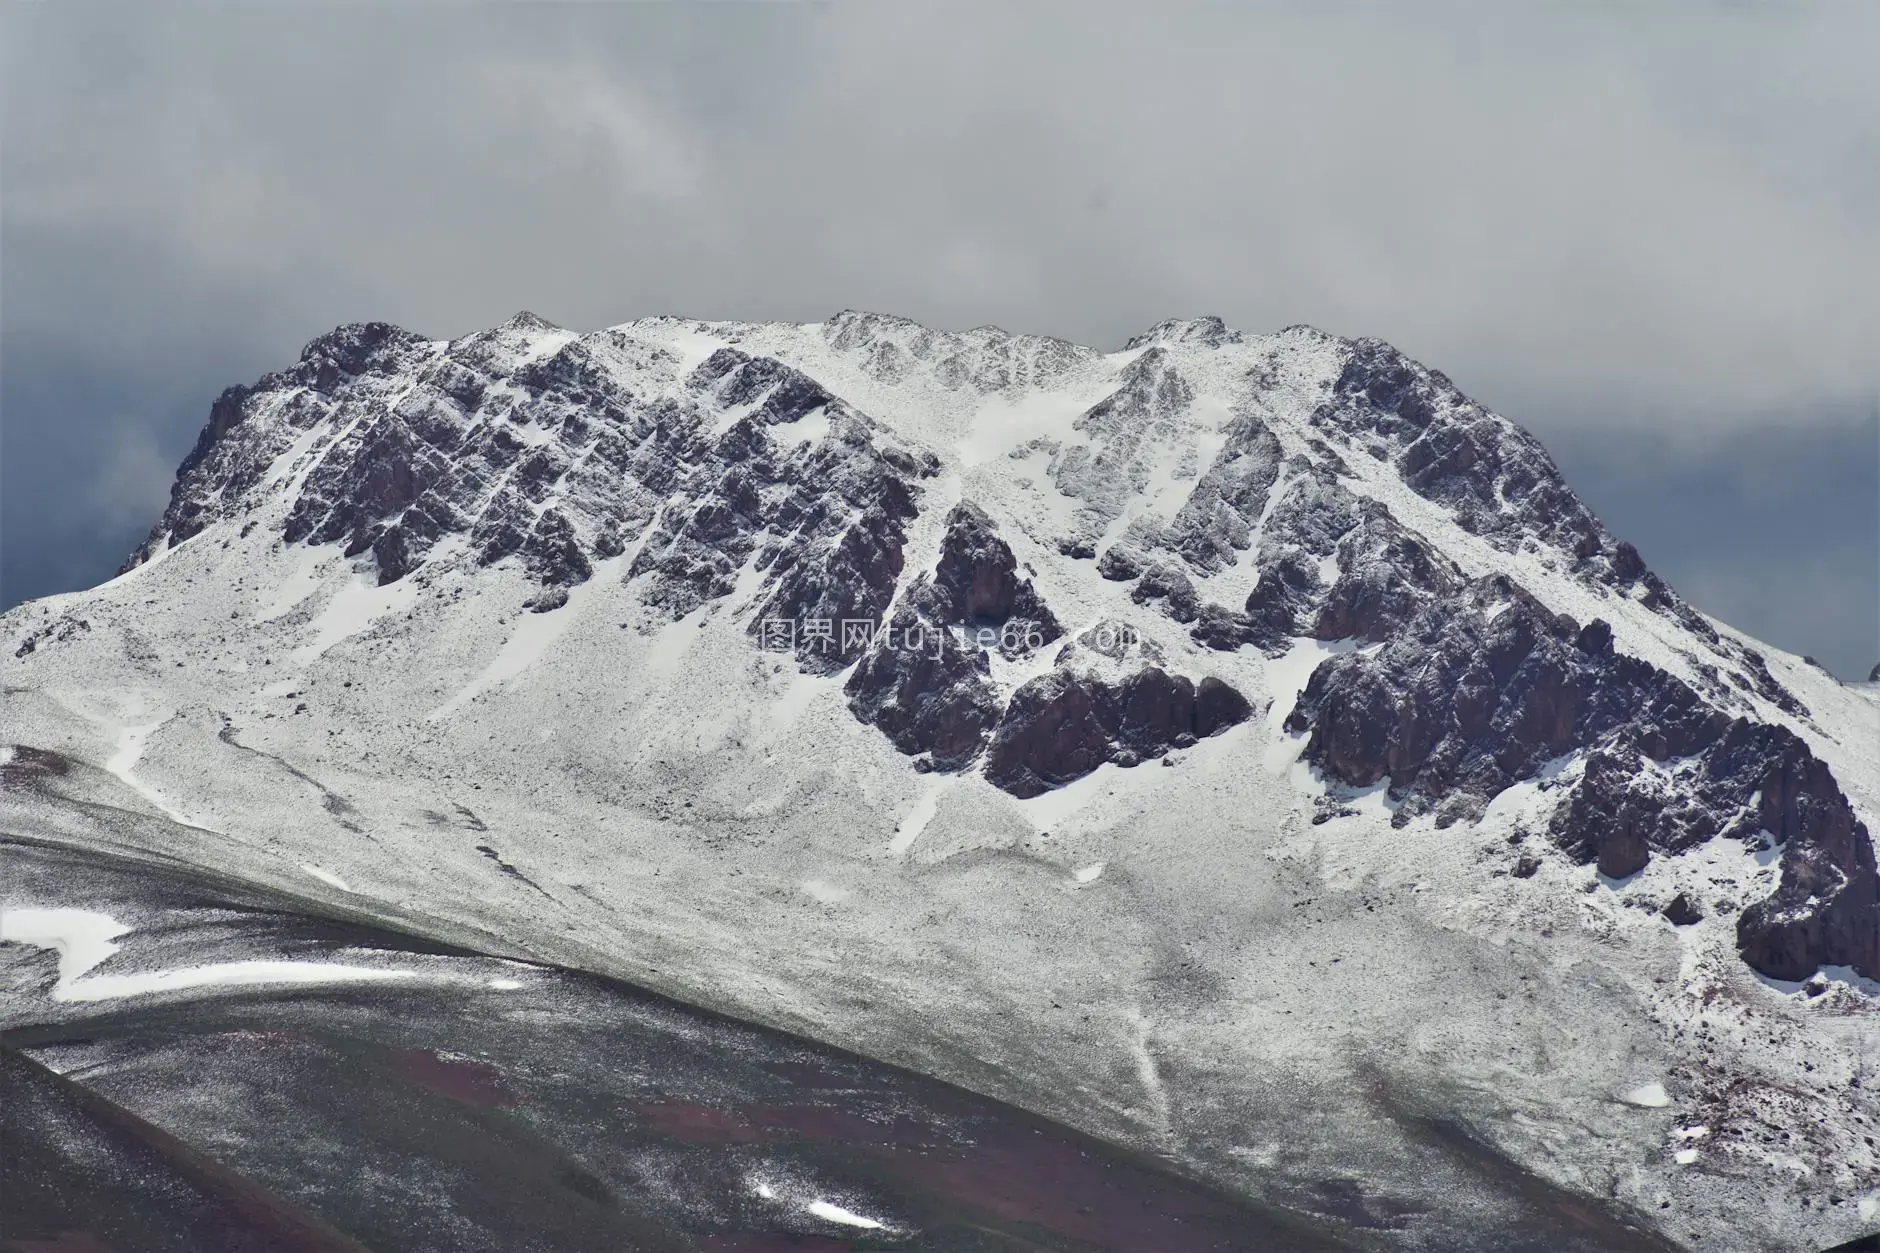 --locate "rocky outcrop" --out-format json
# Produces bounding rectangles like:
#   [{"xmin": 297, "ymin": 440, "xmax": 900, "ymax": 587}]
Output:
[
  {"xmin": 1732, "ymin": 729, "xmax": 1880, "ymax": 980},
  {"xmin": 1097, "ymin": 412, "xmax": 1284, "ymax": 580},
  {"xmin": 844, "ymin": 501, "xmax": 1056, "ymax": 767},
  {"xmin": 1310, "ymin": 508, "xmax": 1459, "ymax": 644},
  {"xmin": 822, "ymin": 310, "xmax": 1096, "ymax": 394},
  {"xmin": 844, "ymin": 504, "xmax": 1252, "ymax": 793},
  {"xmin": 984, "ymin": 666, "xmax": 1252, "ymax": 798},
  {"xmin": 1281, "ymin": 575, "xmax": 1877, "ymax": 980},
  {"xmin": 1312, "ymin": 336, "xmax": 1806, "ymax": 716},
  {"xmin": 906, "ymin": 503, "xmax": 1060, "ymax": 658},
  {"xmin": 1317, "ymin": 337, "xmax": 1615, "ymax": 573},
  {"xmin": 127, "ymin": 321, "xmax": 939, "ymax": 660}
]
